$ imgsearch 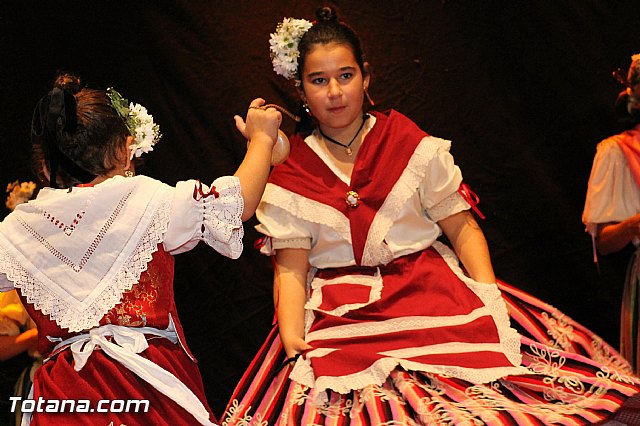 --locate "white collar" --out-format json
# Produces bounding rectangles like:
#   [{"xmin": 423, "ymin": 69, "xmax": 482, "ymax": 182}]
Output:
[{"xmin": 0, "ymin": 175, "xmax": 174, "ymax": 332}]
